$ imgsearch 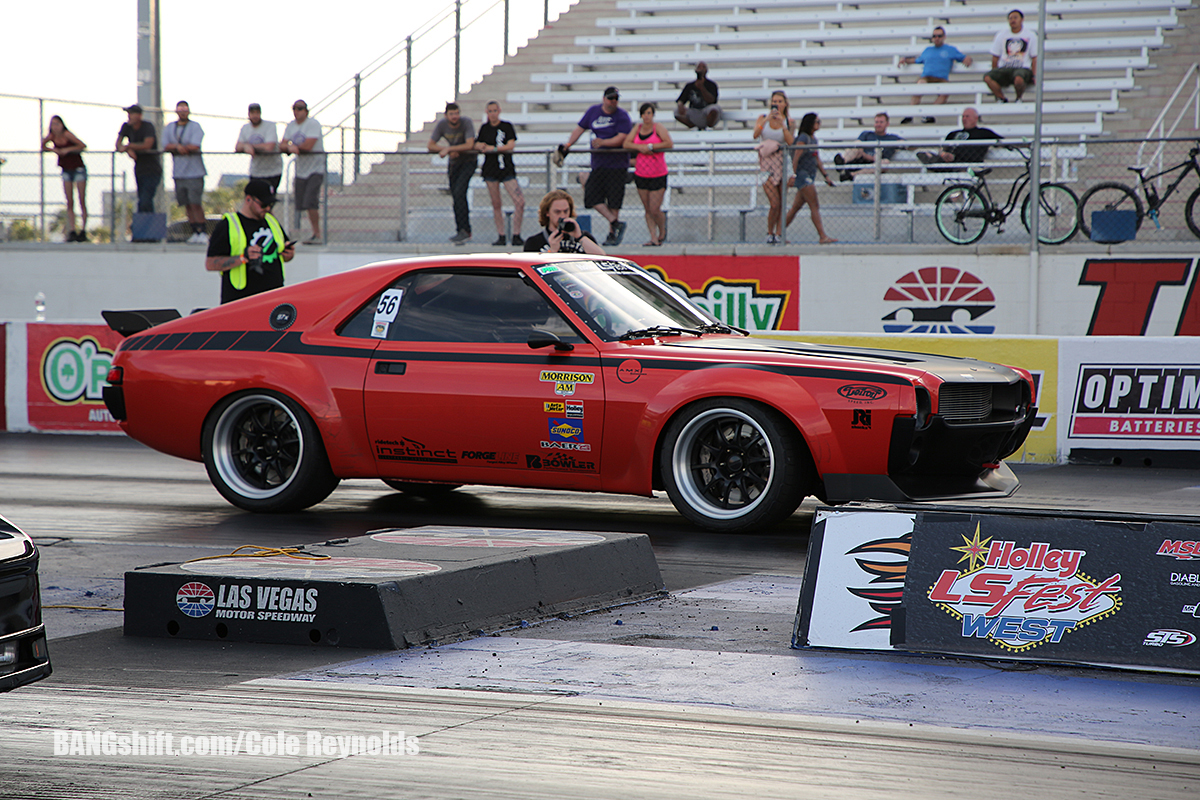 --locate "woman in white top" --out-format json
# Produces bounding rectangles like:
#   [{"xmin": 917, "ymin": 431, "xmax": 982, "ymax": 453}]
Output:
[{"xmin": 752, "ymin": 91, "xmax": 794, "ymax": 244}]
